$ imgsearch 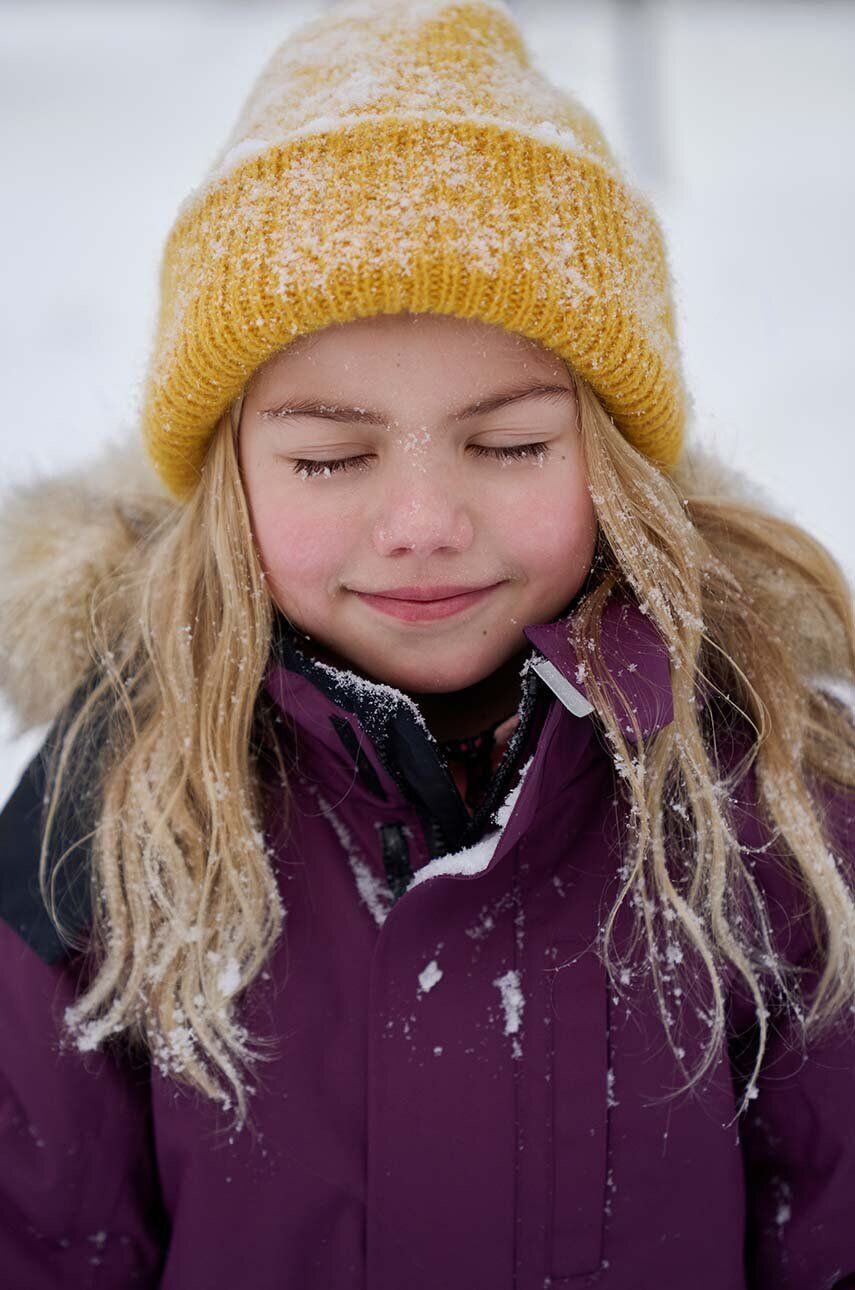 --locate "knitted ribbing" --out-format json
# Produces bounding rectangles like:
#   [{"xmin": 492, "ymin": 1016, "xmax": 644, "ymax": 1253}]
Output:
[{"xmin": 142, "ymin": 0, "xmax": 689, "ymax": 499}]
